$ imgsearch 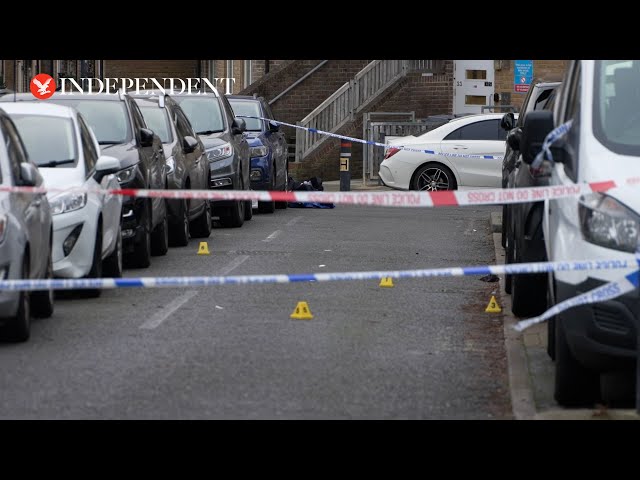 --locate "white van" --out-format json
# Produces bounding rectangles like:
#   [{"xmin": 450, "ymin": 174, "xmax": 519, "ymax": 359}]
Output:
[{"xmin": 519, "ymin": 60, "xmax": 640, "ymax": 407}]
